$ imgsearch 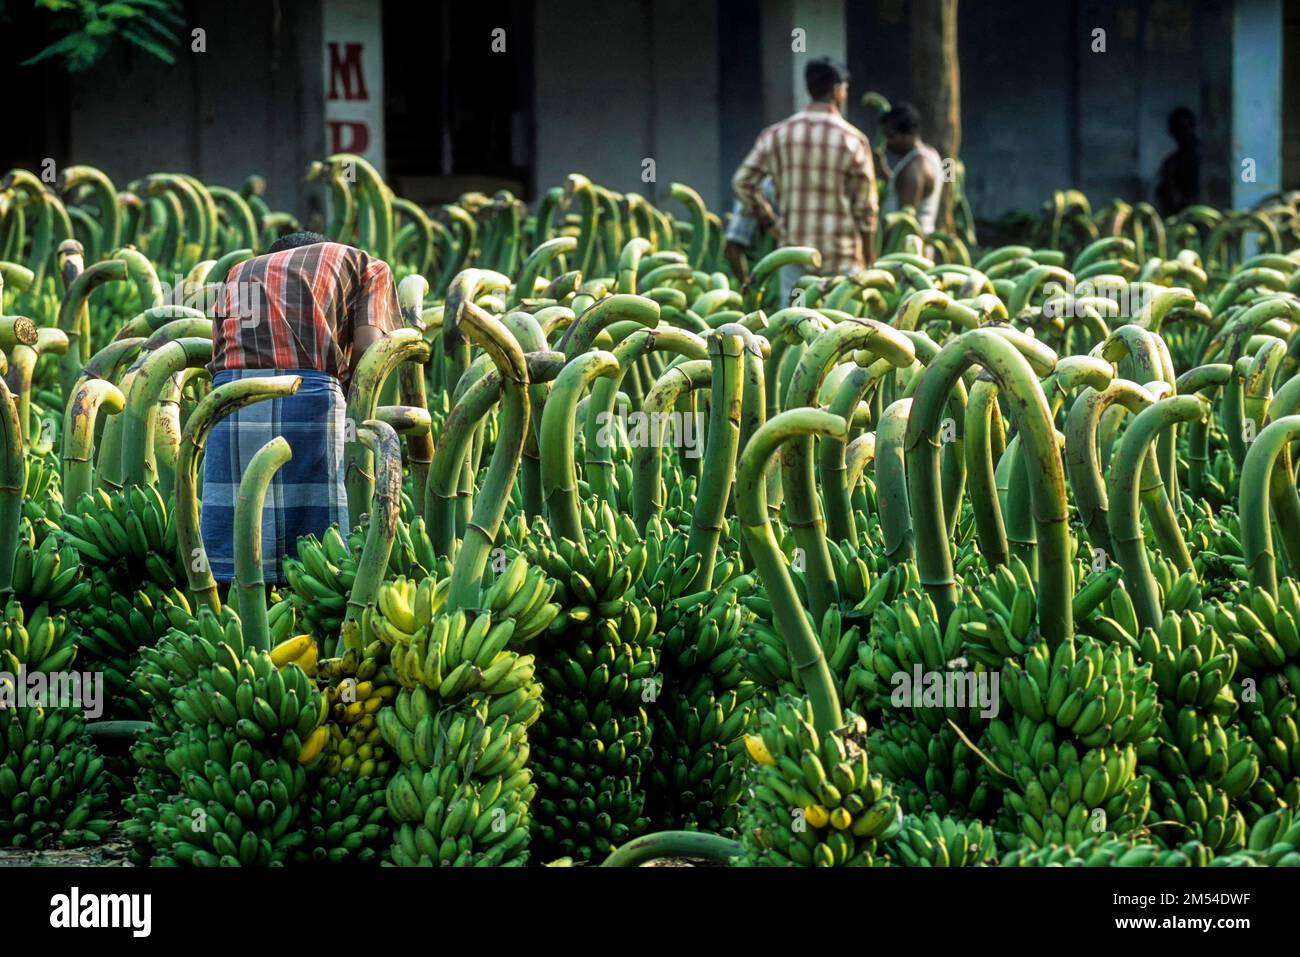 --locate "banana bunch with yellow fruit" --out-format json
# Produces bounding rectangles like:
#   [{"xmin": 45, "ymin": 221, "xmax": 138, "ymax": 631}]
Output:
[
  {"xmin": 126, "ymin": 606, "xmax": 328, "ymax": 865},
  {"xmin": 739, "ymin": 697, "xmax": 902, "ymax": 866}
]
